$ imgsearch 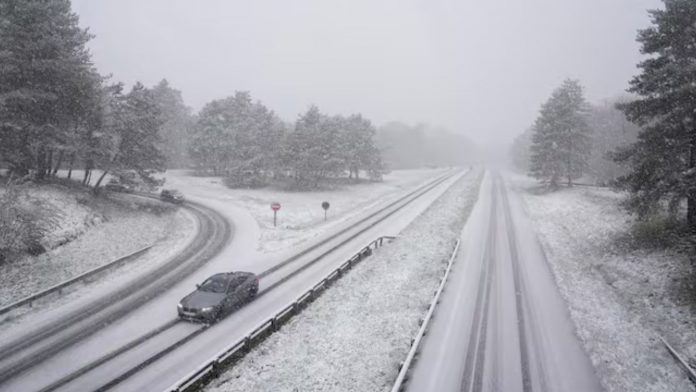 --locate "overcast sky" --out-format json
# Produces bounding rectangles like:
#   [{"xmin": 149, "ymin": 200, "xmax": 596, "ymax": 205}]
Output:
[{"xmin": 71, "ymin": 0, "xmax": 661, "ymax": 144}]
